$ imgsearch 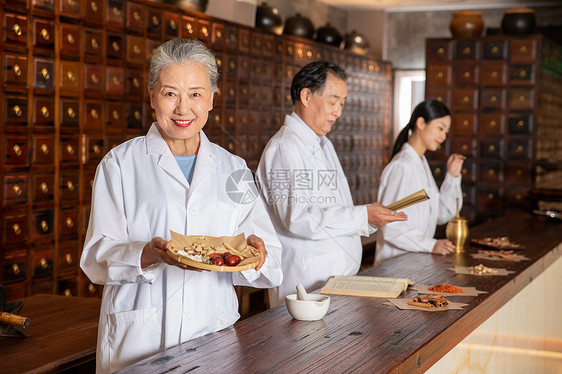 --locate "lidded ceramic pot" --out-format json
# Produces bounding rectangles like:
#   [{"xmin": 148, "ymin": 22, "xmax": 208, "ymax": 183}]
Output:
[
  {"xmin": 344, "ymin": 30, "xmax": 369, "ymax": 55},
  {"xmin": 315, "ymin": 23, "xmax": 343, "ymax": 48},
  {"xmin": 255, "ymin": 2, "xmax": 283, "ymax": 35},
  {"xmin": 501, "ymin": 7, "xmax": 536, "ymax": 35},
  {"xmin": 449, "ymin": 10, "xmax": 484, "ymax": 38},
  {"xmin": 283, "ymin": 13, "xmax": 315, "ymax": 39}
]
